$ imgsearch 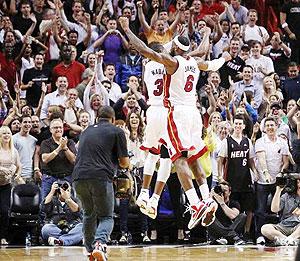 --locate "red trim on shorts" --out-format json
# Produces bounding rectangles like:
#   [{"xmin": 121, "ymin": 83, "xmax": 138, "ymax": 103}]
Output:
[
  {"xmin": 167, "ymin": 107, "xmax": 184, "ymax": 153},
  {"xmin": 187, "ymin": 146, "xmax": 209, "ymax": 164},
  {"xmin": 163, "ymin": 74, "xmax": 171, "ymax": 108},
  {"xmin": 166, "ymin": 108, "xmax": 196, "ymax": 162},
  {"xmin": 159, "ymin": 138, "xmax": 167, "ymax": 145},
  {"xmin": 140, "ymin": 145, "xmax": 160, "ymax": 154},
  {"xmin": 171, "ymin": 151, "xmax": 182, "ymax": 162}
]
